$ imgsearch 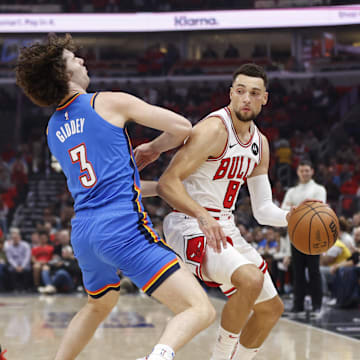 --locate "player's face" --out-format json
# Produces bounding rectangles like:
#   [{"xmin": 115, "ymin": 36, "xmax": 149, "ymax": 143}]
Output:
[
  {"xmin": 229, "ymin": 74, "xmax": 268, "ymax": 122},
  {"xmin": 297, "ymin": 165, "xmax": 314, "ymax": 183},
  {"xmin": 63, "ymin": 49, "xmax": 90, "ymax": 90}
]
